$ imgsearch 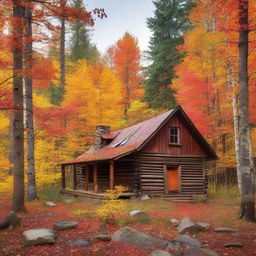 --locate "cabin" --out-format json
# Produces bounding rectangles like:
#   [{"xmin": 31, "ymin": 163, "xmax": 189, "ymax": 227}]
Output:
[{"xmin": 60, "ymin": 106, "xmax": 217, "ymax": 201}]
